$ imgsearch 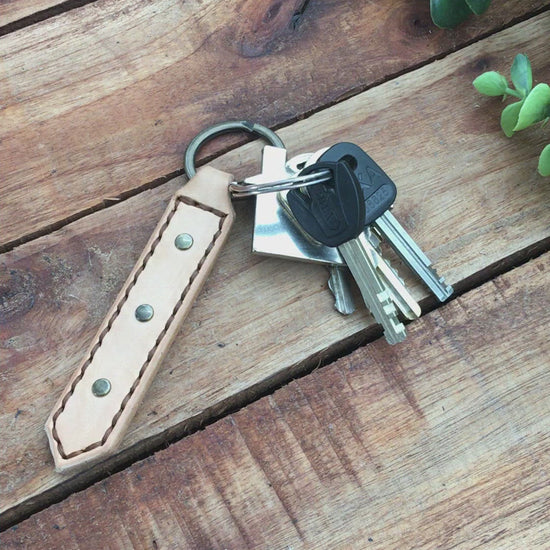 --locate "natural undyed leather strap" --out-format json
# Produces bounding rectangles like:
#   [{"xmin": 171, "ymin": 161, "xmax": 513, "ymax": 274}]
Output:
[{"xmin": 45, "ymin": 167, "xmax": 235, "ymax": 473}]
